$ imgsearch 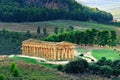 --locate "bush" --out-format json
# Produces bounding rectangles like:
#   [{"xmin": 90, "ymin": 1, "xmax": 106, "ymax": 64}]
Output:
[
  {"xmin": 12, "ymin": 67, "xmax": 20, "ymax": 77},
  {"xmin": 96, "ymin": 57, "xmax": 112, "ymax": 66},
  {"xmin": 88, "ymin": 63, "xmax": 100, "ymax": 74},
  {"xmin": 10, "ymin": 62, "xmax": 16, "ymax": 72},
  {"xmin": 100, "ymin": 65, "xmax": 113, "ymax": 77},
  {"xmin": 79, "ymin": 54, "xmax": 84, "ymax": 57},
  {"xmin": 113, "ymin": 69, "xmax": 120, "ymax": 77},
  {"xmin": 57, "ymin": 65, "xmax": 63, "ymax": 71},
  {"xmin": 0, "ymin": 74, "xmax": 5, "ymax": 80},
  {"xmin": 63, "ymin": 59, "xmax": 88, "ymax": 73}
]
